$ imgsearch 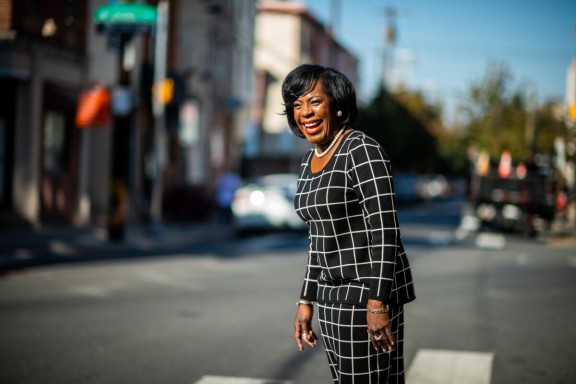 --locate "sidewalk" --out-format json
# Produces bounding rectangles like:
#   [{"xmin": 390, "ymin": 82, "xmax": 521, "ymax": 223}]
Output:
[{"xmin": 0, "ymin": 220, "xmax": 234, "ymax": 273}]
